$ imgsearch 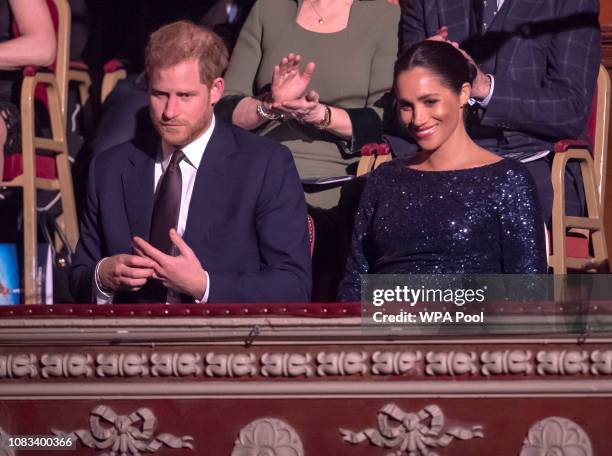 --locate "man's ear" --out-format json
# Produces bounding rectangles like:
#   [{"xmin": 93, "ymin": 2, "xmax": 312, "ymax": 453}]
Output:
[
  {"xmin": 209, "ymin": 77, "xmax": 225, "ymax": 104},
  {"xmin": 460, "ymin": 82, "xmax": 471, "ymax": 107}
]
